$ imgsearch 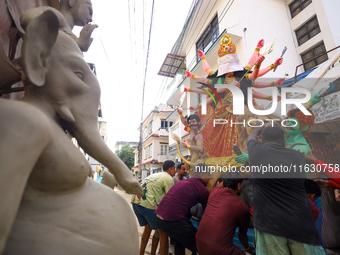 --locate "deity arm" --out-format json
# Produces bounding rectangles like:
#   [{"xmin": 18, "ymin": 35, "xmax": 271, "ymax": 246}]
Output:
[
  {"xmin": 177, "ymin": 107, "xmax": 189, "ymax": 130},
  {"xmin": 198, "ymin": 50, "xmax": 215, "ymax": 76},
  {"xmin": 0, "ymin": 112, "xmax": 51, "ymax": 253},
  {"xmin": 305, "ymin": 93, "xmax": 323, "ymax": 110},
  {"xmin": 183, "ymin": 81, "xmax": 239, "ymax": 94},
  {"xmin": 234, "ymin": 152, "xmax": 249, "ymax": 163},
  {"xmin": 257, "ymin": 58, "xmax": 283, "ymax": 77},
  {"xmin": 252, "ymin": 78, "xmax": 285, "ymax": 88},
  {"xmin": 185, "ymin": 71, "xmax": 214, "ymax": 86},
  {"xmin": 245, "ymin": 39, "xmax": 264, "ymax": 71},
  {"xmin": 252, "ymin": 91, "xmax": 281, "ymax": 101},
  {"xmin": 247, "ymin": 55, "xmax": 265, "ymax": 80}
]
